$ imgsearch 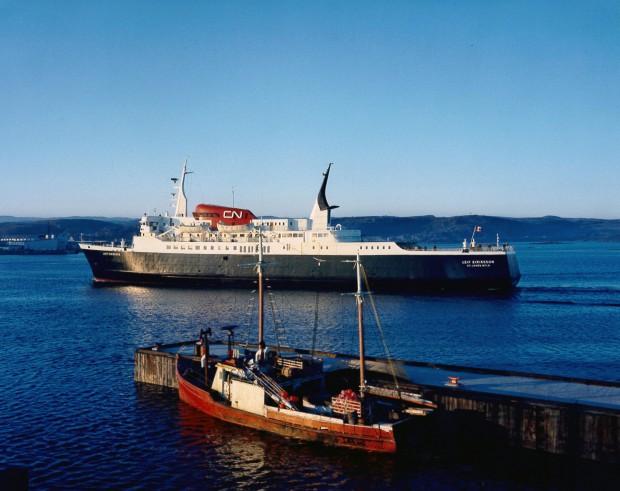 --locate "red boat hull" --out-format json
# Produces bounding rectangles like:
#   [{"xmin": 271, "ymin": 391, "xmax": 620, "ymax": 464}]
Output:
[{"xmin": 176, "ymin": 365, "xmax": 398, "ymax": 453}]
